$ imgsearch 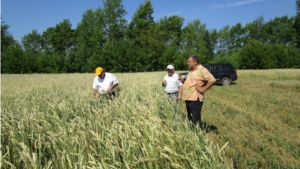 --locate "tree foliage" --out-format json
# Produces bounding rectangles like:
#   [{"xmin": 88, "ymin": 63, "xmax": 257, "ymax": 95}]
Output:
[
  {"xmin": 22, "ymin": 30, "xmax": 43, "ymax": 53},
  {"xmin": 181, "ymin": 19, "xmax": 213, "ymax": 64},
  {"xmin": 1, "ymin": 23, "xmax": 23, "ymax": 73},
  {"xmin": 1, "ymin": 1, "xmax": 300, "ymax": 74}
]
